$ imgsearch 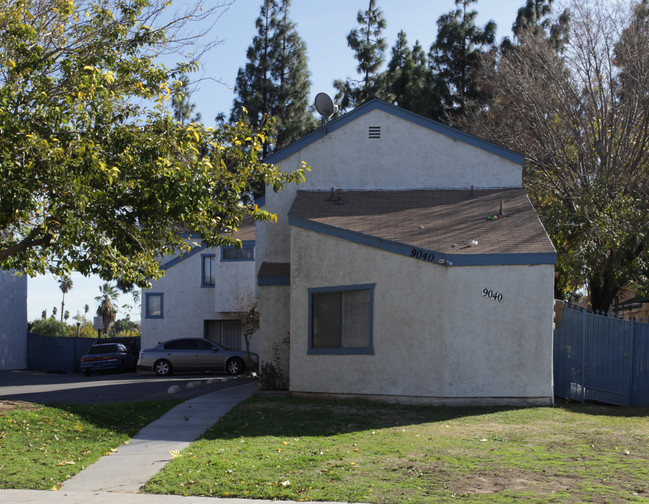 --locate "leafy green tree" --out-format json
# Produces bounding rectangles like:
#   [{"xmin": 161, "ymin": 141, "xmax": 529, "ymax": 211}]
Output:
[
  {"xmin": 231, "ymin": 0, "xmax": 315, "ymax": 154},
  {"xmin": 382, "ymin": 31, "xmax": 436, "ymax": 117},
  {"xmin": 463, "ymin": 0, "xmax": 649, "ymax": 311},
  {"xmin": 108, "ymin": 318, "xmax": 141, "ymax": 338},
  {"xmin": 72, "ymin": 314, "xmax": 99, "ymax": 338},
  {"xmin": 334, "ymin": 0, "xmax": 387, "ymax": 111},
  {"xmin": 75, "ymin": 320, "xmax": 98, "ymax": 338},
  {"xmin": 0, "ymin": 0, "xmax": 308, "ymax": 287},
  {"xmin": 429, "ymin": 0, "xmax": 497, "ymax": 120},
  {"xmin": 29, "ymin": 318, "xmax": 69, "ymax": 337},
  {"xmin": 95, "ymin": 283, "xmax": 119, "ymax": 334},
  {"xmin": 172, "ymin": 74, "xmax": 202, "ymax": 125}
]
